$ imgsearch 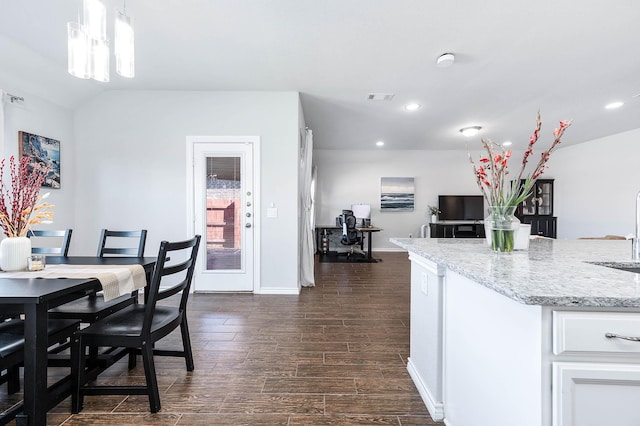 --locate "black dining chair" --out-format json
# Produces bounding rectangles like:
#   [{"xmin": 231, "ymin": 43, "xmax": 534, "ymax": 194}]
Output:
[
  {"xmin": 97, "ymin": 229, "xmax": 147, "ymax": 257},
  {"xmin": 0, "ymin": 317, "xmax": 81, "ymax": 424},
  {"xmin": 0, "ymin": 317, "xmax": 80, "ymax": 394},
  {"xmin": 28, "ymin": 229, "xmax": 73, "ymax": 256},
  {"xmin": 71, "ymin": 235, "xmax": 201, "ymax": 414},
  {"xmin": 48, "ymin": 229, "xmax": 148, "ymax": 323},
  {"xmin": 0, "ymin": 229, "xmax": 74, "ymax": 322}
]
